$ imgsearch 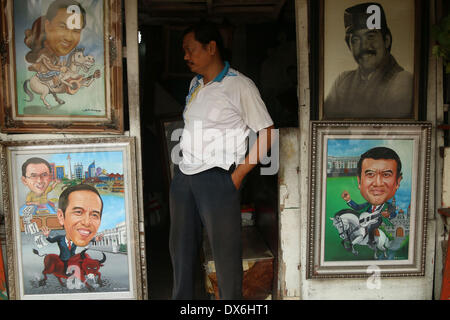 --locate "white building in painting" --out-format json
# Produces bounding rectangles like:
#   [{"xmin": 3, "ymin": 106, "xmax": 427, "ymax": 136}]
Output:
[
  {"xmin": 385, "ymin": 210, "xmax": 410, "ymax": 238},
  {"xmin": 91, "ymin": 222, "xmax": 127, "ymax": 254},
  {"xmin": 67, "ymin": 154, "xmax": 72, "ymax": 179}
]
